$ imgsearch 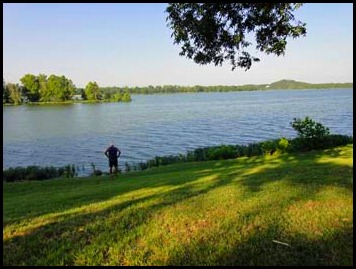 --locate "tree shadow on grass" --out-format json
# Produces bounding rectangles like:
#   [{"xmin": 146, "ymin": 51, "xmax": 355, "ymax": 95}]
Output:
[
  {"xmin": 164, "ymin": 145, "xmax": 353, "ymax": 266},
  {"xmin": 236, "ymin": 149, "xmax": 353, "ymax": 194},
  {"xmin": 3, "ymin": 145, "xmax": 353, "ymax": 265},
  {"xmin": 3, "ymin": 163, "xmax": 221, "ymax": 227},
  {"xmin": 3, "ymin": 170, "xmax": 228, "ymax": 265},
  {"xmin": 166, "ymin": 222, "xmax": 353, "ymax": 266},
  {"xmin": 193, "ymin": 146, "xmax": 352, "ymax": 196}
]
